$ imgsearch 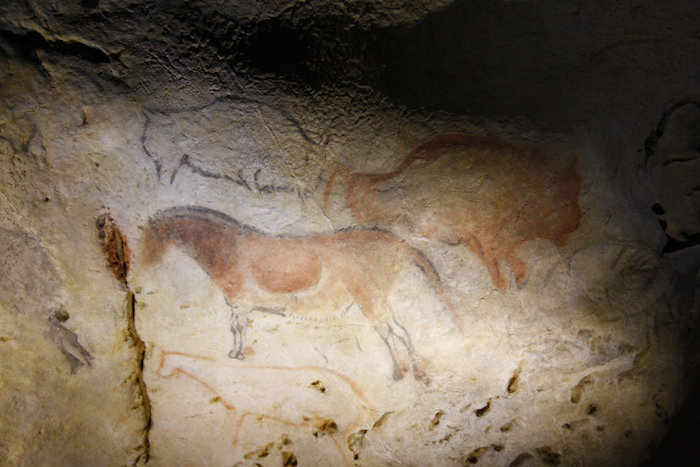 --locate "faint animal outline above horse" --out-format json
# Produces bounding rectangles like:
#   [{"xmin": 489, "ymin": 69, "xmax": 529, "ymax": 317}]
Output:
[
  {"xmin": 143, "ymin": 206, "xmax": 463, "ymax": 380},
  {"xmin": 324, "ymin": 133, "xmax": 582, "ymax": 290}
]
